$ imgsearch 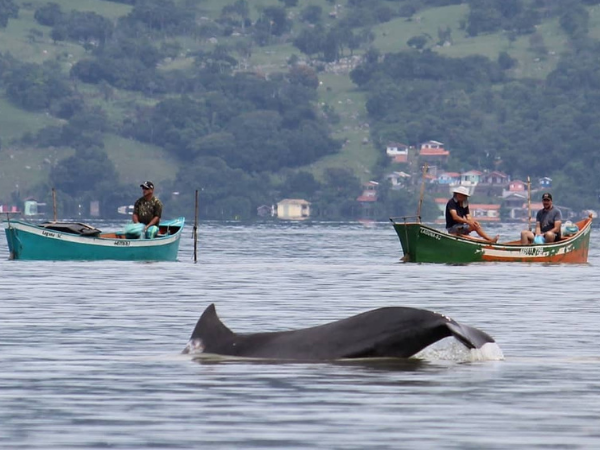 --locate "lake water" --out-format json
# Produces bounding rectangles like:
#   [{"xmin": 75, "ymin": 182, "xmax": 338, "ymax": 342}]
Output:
[{"xmin": 1, "ymin": 220, "xmax": 600, "ymax": 449}]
